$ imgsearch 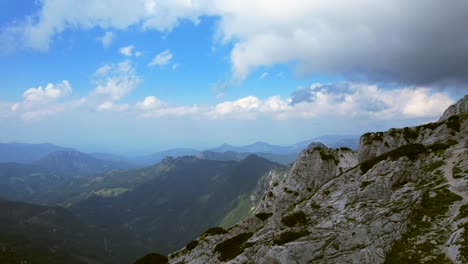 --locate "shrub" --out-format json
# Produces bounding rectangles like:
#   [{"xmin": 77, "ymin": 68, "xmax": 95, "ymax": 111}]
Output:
[
  {"xmin": 255, "ymin": 212, "xmax": 273, "ymax": 221},
  {"xmin": 281, "ymin": 211, "xmax": 307, "ymax": 227},
  {"xmin": 273, "ymin": 230, "xmax": 310, "ymax": 245},
  {"xmin": 453, "ymin": 166, "xmax": 463, "ymax": 179},
  {"xmin": 202, "ymin": 227, "xmax": 228, "ymax": 237},
  {"xmin": 134, "ymin": 253, "xmax": 168, "ymax": 264},
  {"xmin": 424, "ymin": 161, "xmax": 445, "ymax": 172},
  {"xmin": 310, "ymin": 202, "xmax": 320, "ymax": 209},
  {"xmin": 214, "ymin": 232, "xmax": 253, "ymax": 261},
  {"xmin": 446, "ymin": 115, "xmax": 461, "ymax": 132},
  {"xmin": 419, "ymin": 121, "xmax": 443, "ymax": 130},
  {"xmin": 428, "ymin": 142, "xmax": 450, "ymax": 152},
  {"xmin": 403, "ymin": 127, "xmax": 418, "ymax": 141},
  {"xmin": 360, "ymin": 144, "xmax": 427, "ymax": 174},
  {"xmin": 185, "ymin": 240, "xmax": 199, "ymax": 251},
  {"xmin": 339, "ymin": 147, "xmax": 352, "ymax": 151}
]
